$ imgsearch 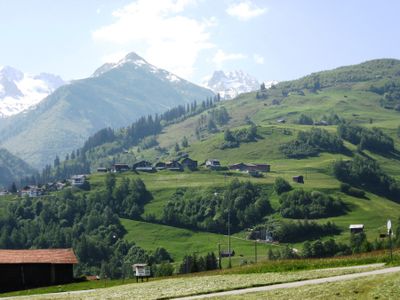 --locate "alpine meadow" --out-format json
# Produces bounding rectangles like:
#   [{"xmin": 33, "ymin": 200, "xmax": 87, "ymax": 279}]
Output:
[{"xmin": 1, "ymin": 1, "xmax": 400, "ymax": 298}]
